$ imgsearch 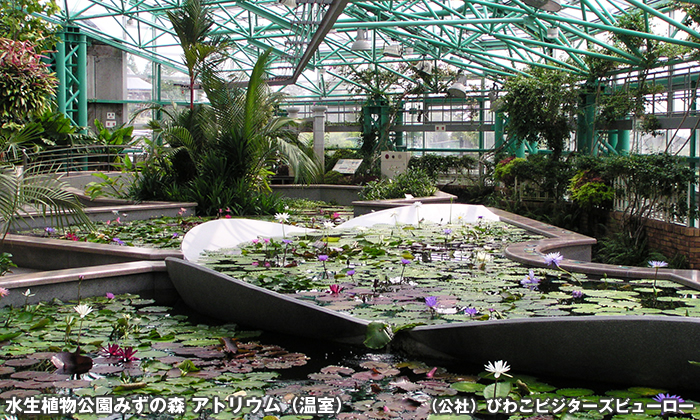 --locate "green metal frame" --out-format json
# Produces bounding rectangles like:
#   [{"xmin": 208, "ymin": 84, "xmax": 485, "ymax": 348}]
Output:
[
  {"xmin": 54, "ymin": 27, "xmax": 88, "ymax": 131},
  {"xmin": 39, "ymin": 0, "xmax": 700, "ymax": 94}
]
